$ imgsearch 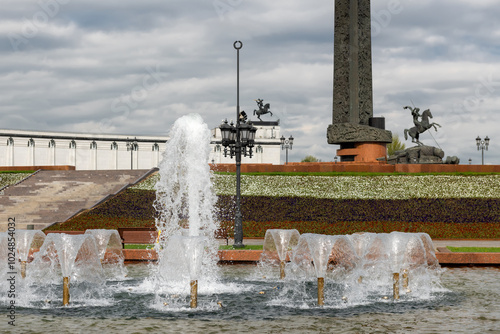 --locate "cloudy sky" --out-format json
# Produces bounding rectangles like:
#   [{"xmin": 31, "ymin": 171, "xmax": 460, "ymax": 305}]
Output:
[{"xmin": 1, "ymin": 0, "xmax": 499, "ymax": 164}]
